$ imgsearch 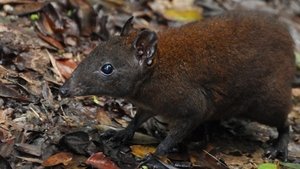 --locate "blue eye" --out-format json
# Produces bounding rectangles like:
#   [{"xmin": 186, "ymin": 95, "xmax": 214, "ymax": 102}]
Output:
[{"xmin": 101, "ymin": 63, "xmax": 114, "ymax": 75}]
